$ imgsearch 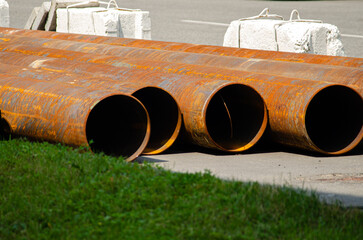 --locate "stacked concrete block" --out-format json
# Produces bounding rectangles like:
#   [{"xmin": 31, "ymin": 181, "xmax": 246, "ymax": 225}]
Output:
[
  {"xmin": 31, "ymin": 2, "xmax": 52, "ymax": 30},
  {"xmin": 56, "ymin": 7, "xmax": 105, "ymax": 35},
  {"xmin": 224, "ymin": 20, "xmax": 284, "ymax": 51},
  {"xmin": 223, "ymin": 19, "xmax": 345, "ymax": 56},
  {"xmin": 94, "ymin": 9, "xmax": 151, "ymax": 39},
  {"xmin": 277, "ymin": 22, "xmax": 344, "ymax": 56},
  {"xmin": 0, "ymin": 0, "xmax": 9, "ymax": 27},
  {"xmin": 57, "ymin": 7, "xmax": 151, "ymax": 39},
  {"xmin": 24, "ymin": 7, "xmax": 41, "ymax": 29},
  {"xmin": 45, "ymin": 0, "xmax": 100, "ymax": 31},
  {"xmin": 23, "ymin": 0, "xmax": 152, "ymax": 40},
  {"xmin": 93, "ymin": 10, "xmax": 120, "ymax": 37}
]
